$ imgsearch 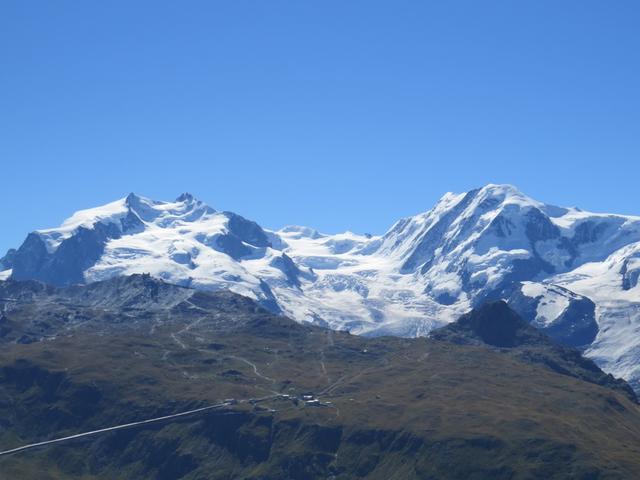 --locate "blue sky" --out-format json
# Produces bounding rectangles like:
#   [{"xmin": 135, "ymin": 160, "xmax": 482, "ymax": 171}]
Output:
[{"xmin": 1, "ymin": 1, "xmax": 639, "ymax": 255}]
